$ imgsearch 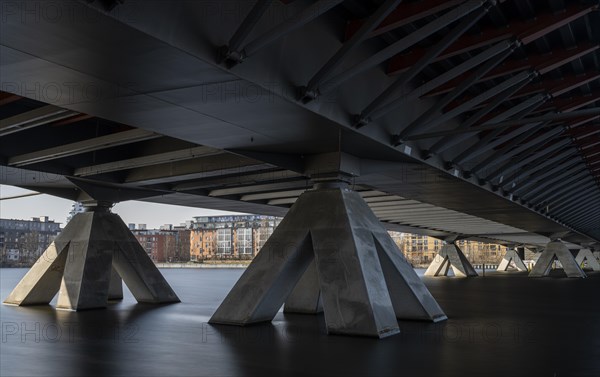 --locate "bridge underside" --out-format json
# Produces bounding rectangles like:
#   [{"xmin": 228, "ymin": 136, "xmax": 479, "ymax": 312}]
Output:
[{"xmin": 2, "ymin": 0, "xmax": 600, "ymax": 339}]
